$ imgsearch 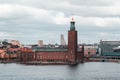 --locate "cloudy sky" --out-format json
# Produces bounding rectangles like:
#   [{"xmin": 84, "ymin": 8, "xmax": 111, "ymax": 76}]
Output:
[{"xmin": 1, "ymin": 0, "xmax": 120, "ymax": 44}]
